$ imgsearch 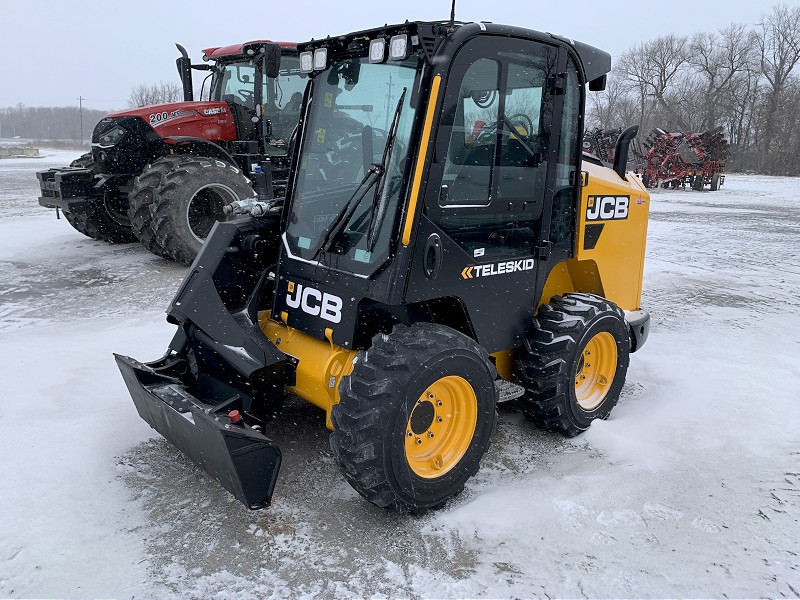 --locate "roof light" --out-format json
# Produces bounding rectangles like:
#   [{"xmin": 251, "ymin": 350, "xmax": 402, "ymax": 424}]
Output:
[
  {"xmin": 299, "ymin": 51, "xmax": 313, "ymax": 73},
  {"xmin": 369, "ymin": 38, "xmax": 386, "ymax": 63},
  {"xmin": 313, "ymin": 47, "xmax": 328, "ymax": 71},
  {"xmin": 389, "ymin": 34, "xmax": 409, "ymax": 60}
]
